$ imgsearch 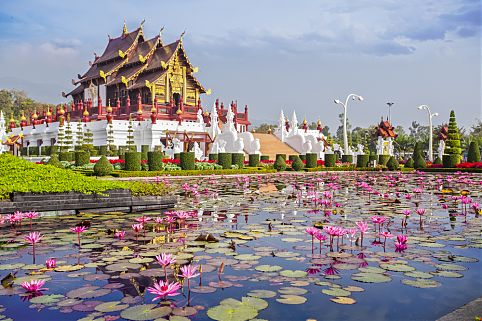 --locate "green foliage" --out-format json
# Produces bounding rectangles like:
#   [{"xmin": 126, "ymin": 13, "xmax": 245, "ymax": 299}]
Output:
[
  {"xmin": 386, "ymin": 156, "xmax": 399, "ymax": 170},
  {"xmin": 93, "ymin": 155, "xmax": 113, "ymax": 176},
  {"xmin": 443, "ymin": 154, "xmax": 459, "ymax": 168},
  {"xmin": 444, "ymin": 110, "xmax": 461, "ymax": 164},
  {"xmin": 291, "ymin": 156, "xmax": 304, "ymax": 171},
  {"xmin": 405, "ymin": 157, "xmax": 414, "ymax": 168},
  {"xmin": 288, "ymin": 155, "xmax": 298, "ymax": 162},
  {"xmin": 180, "ymin": 152, "xmax": 195, "ymax": 170},
  {"xmin": 305, "ymin": 153, "xmax": 318, "ymax": 168},
  {"xmin": 467, "ymin": 141, "xmax": 481, "ymax": 162},
  {"xmin": 99, "ymin": 145, "xmax": 108, "ymax": 156},
  {"xmin": 129, "ymin": 181, "xmax": 169, "ymax": 197},
  {"xmin": 59, "ymin": 152, "xmax": 74, "ymax": 162},
  {"xmin": 49, "ymin": 145, "xmax": 59, "ymax": 156},
  {"xmin": 208, "ymin": 154, "xmax": 218, "ymax": 162},
  {"xmin": 76, "ymin": 122, "xmax": 84, "ymax": 147},
  {"xmin": 324, "ymin": 154, "xmax": 336, "ymax": 167},
  {"xmin": 434, "ymin": 157, "xmax": 442, "ymax": 165},
  {"xmin": 112, "ymin": 168, "xmax": 276, "ymax": 177},
  {"xmin": 148, "ymin": 151, "xmax": 163, "ymax": 171},
  {"xmin": 378, "ymin": 155, "xmax": 390, "ymax": 166},
  {"xmin": 356, "ymin": 155, "xmax": 369, "ymax": 168},
  {"xmin": 174, "ymin": 153, "xmax": 181, "ymax": 160},
  {"xmin": 260, "ymin": 155, "xmax": 269, "ymax": 161},
  {"xmin": 232, "ymin": 153, "xmax": 245, "ymax": 168},
  {"xmin": 299, "ymin": 154, "xmax": 306, "ymax": 161},
  {"xmin": 341, "ymin": 155, "xmax": 353, "ymax": 164},
  {"xmin": 248, "ymin": 154, "xmax": 260, "ymax": 167},
  {"xmin": 276, "ymin": 154, "xmax": 286, "ymax": 161},
  {"xmin": 125, "ymin": 152, "xmax": 141, "ymax": 171},
  {"xmin": 28, "ymin": 147, "xmax": 39, "ymax": 156},
  {"xmin": 126, "ymin": 117, "xmax": 135, "ymax": 148},
  {"xmin": 46, "ymin": 154, "xmax": 63, "ymax": 168},
  {"xmin": 414, "ymin": 150, "xmax": 427, "ymax": 169},
  {"xmin": 218, "ymin": 153, "xmax": 233, "ymax": 169},
  {"xmin": 141, "ymin": 145, "xmax": 149, "ymax": 160},
  {"xmin": 274, "ymin": 155, "xmax": 286, "ymax": 171},
  {"xmin": 74, "ymin": 151, "xmax": 90, "ymax": 166}
]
